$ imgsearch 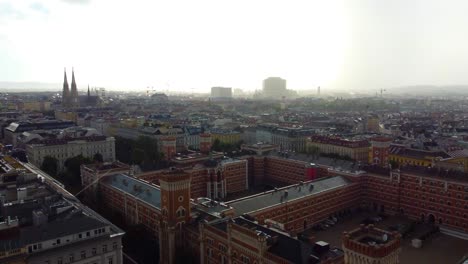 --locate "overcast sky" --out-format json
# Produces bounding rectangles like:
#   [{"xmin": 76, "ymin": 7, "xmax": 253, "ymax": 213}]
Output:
[{"xmin": 1, "ymin": 0, "xmax": 468, "ymax": 92}]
